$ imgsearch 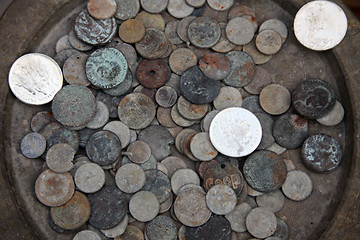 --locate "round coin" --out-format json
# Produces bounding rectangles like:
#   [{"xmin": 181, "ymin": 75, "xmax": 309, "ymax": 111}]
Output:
[
  {"xmin": 213, "ymin": 86, "xmax": 243, "ymax": 110},
  {"xmin": 55, "ymin": 35, "xmax": 71, "ymax": 53},
  {"xmin": 20, "ymin": 132, "xmax": 46, "ymax": 159},
  {"xmin": 225, "ymin": 202, "xmax": 253, "ymax": 233},
  {"xmin": 259, "ymin": 84, "xmax": 291, "ymax": 115},
  {"xmin": 75, "ymin": 163, "xmax": 105, "ymax": 193},
  {"xmin": 86, "ymin": 101, "xmax": 110, "ymax": 129},
  {"xmin": 129, "ymin": 191, "xmax": 160, "ymax": 222},
  {"xmin": 206, "ymin": 184, "xmax": 237, "ymax": 215},
  {"xmin": 165, "ymin": 21, "xmax": 183, "ymax": 45},
  {"xmin": 171, "ymin": 169, "xmax": 200, "ymax": 195},
  {"xmin": 103, "ymin": 121, "xmax": 131, "ymax": 148},
  {"xmin": 136, "ymin": 59, "xmax": 170, "ymax": 88},
  {"xmin": 256, "ymin": 189, "xmax": 284, "ymax": 213},
  {"xmin": 87, "ymin": 0, "xmax": 117, "ymax": 19},
  {"xmin": 246, "ymin": 207, "xmax": 277, "ymax": 239},
  {"xmin": 317, "ymin": 100, "xmax": 345, "ymax": 126},
  {"xmin": 114, "ymin": 0, "xmax": 140, "ymax": 20},
  {"xmin": 119, "ymin": 19, "xmax": 146, "ymax": 43},
  {"xmin": 135, "ymin": 11, "xmax": 166, "ymax": 31},
  {"xmin": 207, "ymin": 0, "xmax": 234, "ymax": 11},
  {"xmin": 73, "ymin": 230, "xmax": 101, "ymax": 240},
  {"xmin": 259, "ymin": 19, "xmax": 288, "ymax": 43},
  {"xmin": 223, "ymin": 51, "xmax": 255, "ymax": 88},
  {"xmin": 142, "ymin": 169, "xmax": 171, "ymax": 203},
  {"xmin": 212, "ymin": 23, "xmax": 236, "ymax": 53},
  {"xmin": 177, "ymin": 96, "xmax": 209, "ymax": 120},
  {"xmin": 167, "ymin": 0, "xmax": 194, "ymax": 18},
  {"xmin": 226, "ymin": 17, "xmax": 254, "ymax": 45},
  {"xmin": 169, "ymin": 48, "xmax": 197, "ymax": 75},
  {"xmin": 177, "ymin": 16, "xmax": 196, "ymax": 43},
  {"xmin": 282, "ymin": 170, "xmax": 313, "ymax": 201},
  {"xmin": 30, "ymin": 111, "xmax": 55, "ymax": 132},
  {"xmin": 100, "ymin": 214, "xmax": 129, "ymax": 238},
  {"xmin": 171, "ymin": 104, "xmax": 196, "ymax": 127},
  {"xmin": 140, "ymin": 0, "xmax": 168, "ymax": 14},
  {"xmin": 8, "ymin": 53, "xmax": 63, "ymax": 105},
  {"xmin": 127, "ymin": 140, "xmax": 152, "ymax": 164},
  {"xmin": 135, "ymin": 28, "xmax": 168, "ymax": 59},
  {"xmin": 63, "ymin": 53, "xmax": 91, "ymax": 86},
  {"xmin": 103, "ymin": 69, "xmax": 133, "ymax": 96},
  {"xmin": 68, "ymin": 30, "xmax": 93, "ymax": 52},
  {"xmin": 188, "ymin": 17, "xmax": 221, "ymax": 48},
  {"xmin": 115, "ymin": 163, "xmax": 146, "ymax": 193},
  {"xmin": 185, "ymin": 215, "xmax": 232, "ymax": 240},
  {"xmin": 256, "ymin": 29, "xmax": 282, "ymax": 55},
  {"xmin": 243, "ymin": 40, "xmax": 272, "ymax": 65},
  {"xmin": 244, "ymin": 67, "xmax": 272, "ymax": 94},
  {"xmin": 46, "ymin": 143, "xmax": 75, "ymax": 173},
  {"xmin": 155, "ymin": 86, "xmax": 178, "ymax": 108},
  {"xmin": 190, "ymin": 132, "xmax": 218, "ymax": 161},
  {"xmin": 115, "ymin": 225, "xmax": 144, "ymax": 240},
  {"xmin": 199, "ymin": 53, "xmax": 231, "ymax": 80}
]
